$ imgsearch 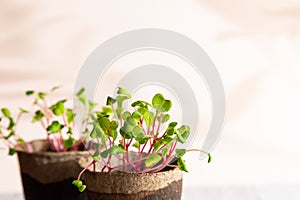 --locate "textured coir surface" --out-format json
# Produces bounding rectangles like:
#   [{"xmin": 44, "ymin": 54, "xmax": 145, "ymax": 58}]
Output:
[
  {"xmin": 87, "ymin": 179, "xmax": 182, "ymax": 200},
  {"xmin": 17, "ymin": 140, "xmax": 90, "ymax": 200},
  {"xmin": 17, "ymin": 139, "xmax": 91, "ymax": 184},
  {"xmin": 80, "ymin": 158, "xmax": 183, "ymax": 200}
]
